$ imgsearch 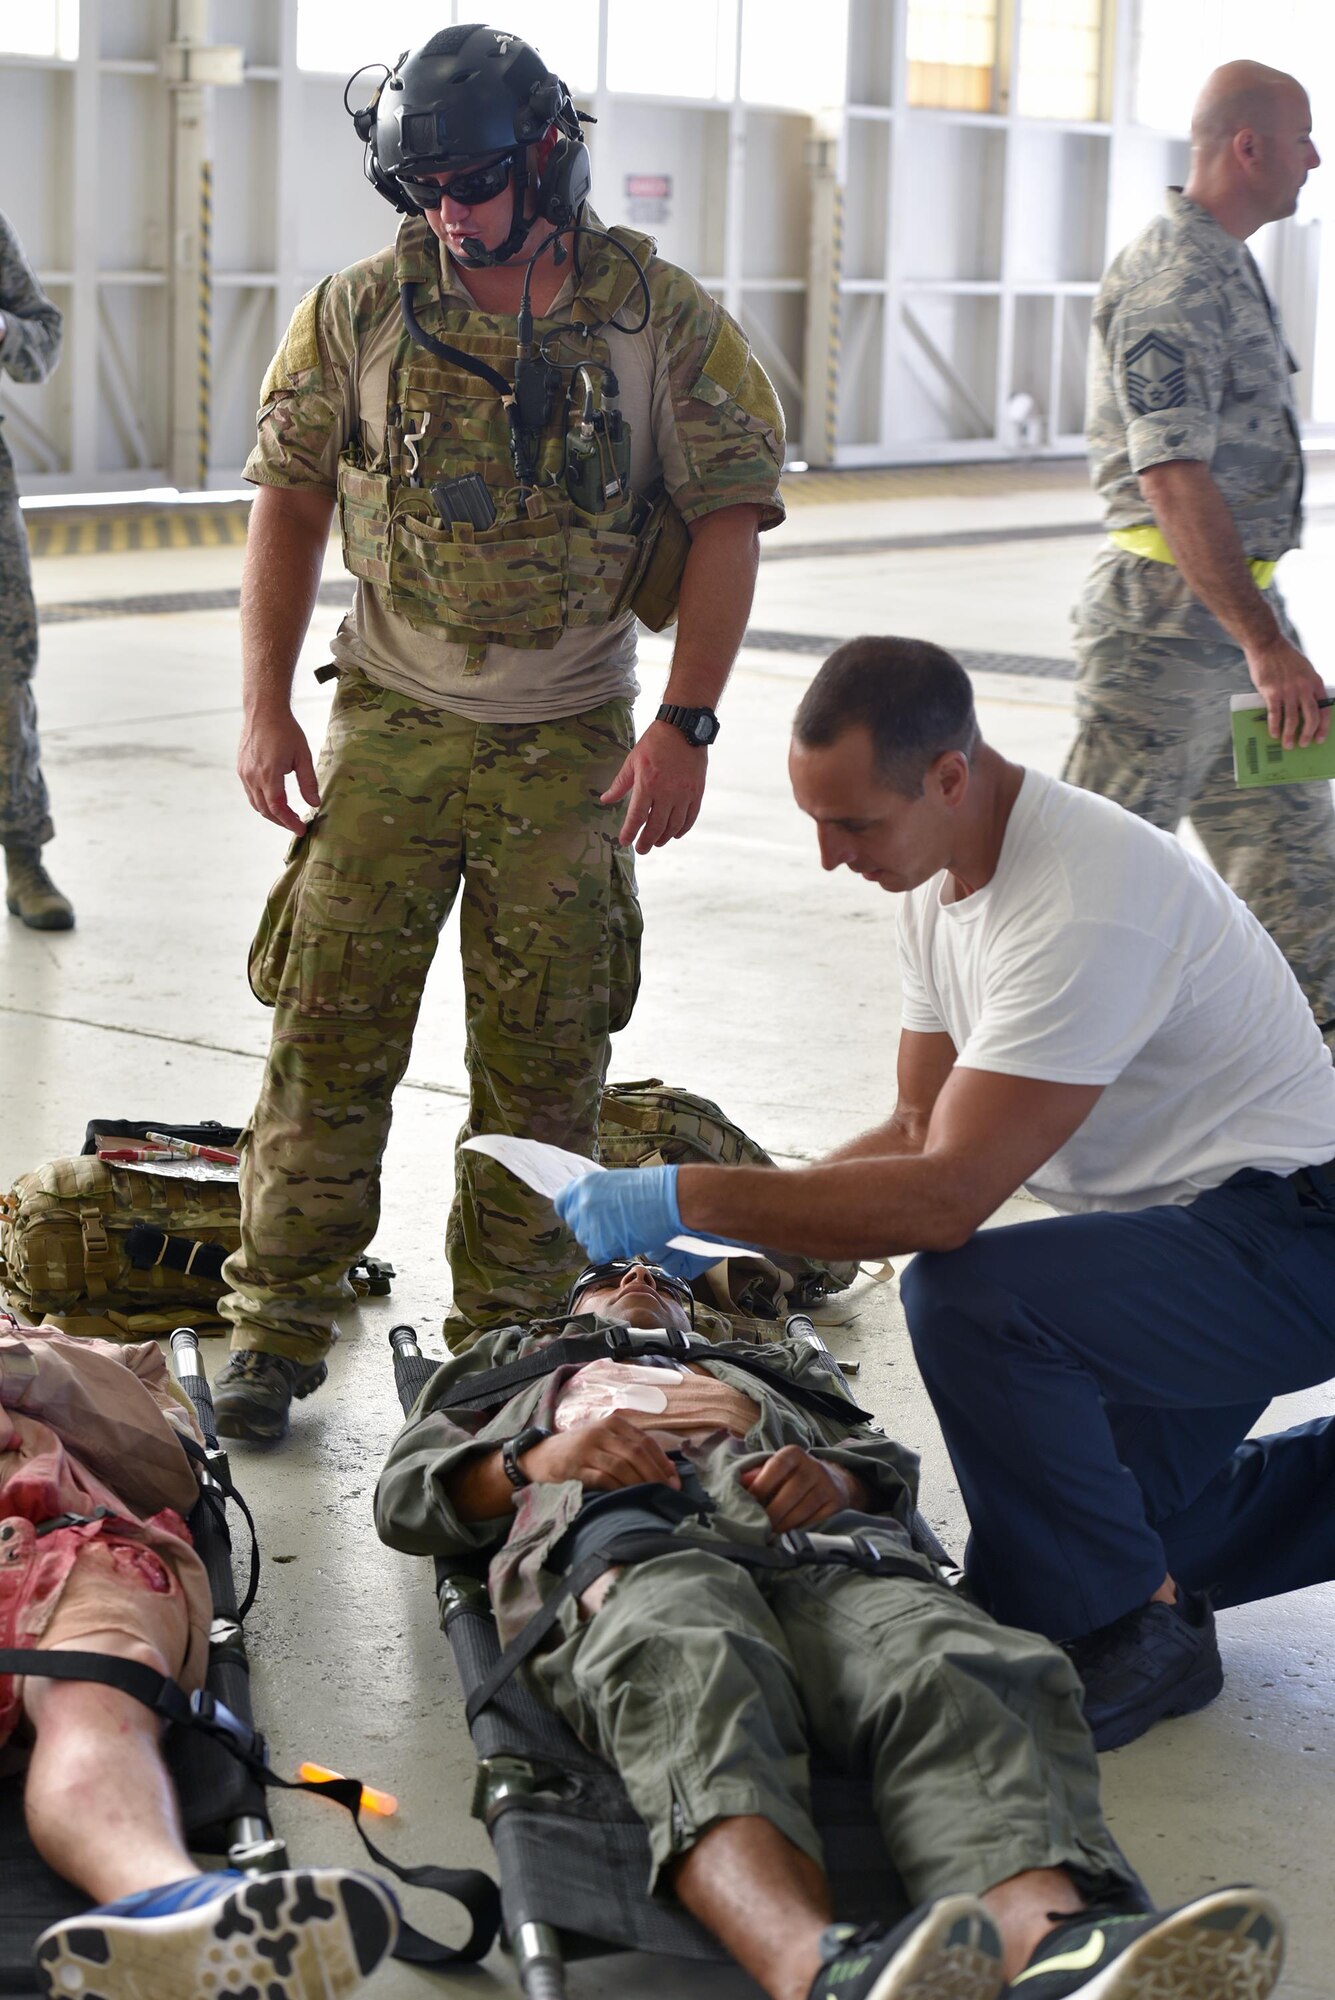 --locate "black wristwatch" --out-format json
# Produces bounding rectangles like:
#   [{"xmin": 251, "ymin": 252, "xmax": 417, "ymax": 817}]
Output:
[
  {"xmin": 501, "ymin": 1425, "xmax": 552, "ymax": 1490},
  {"xmin": 657, "ymin": 702, "xmax": 720, "ymax": 747}
]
